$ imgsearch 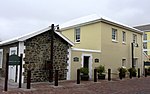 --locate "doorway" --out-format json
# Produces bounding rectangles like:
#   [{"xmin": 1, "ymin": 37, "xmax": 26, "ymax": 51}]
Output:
[
  {"xmin": 82, "ymin": 54, "xmax": 92, "ymax": 79},
  {"xmin": 83, "ymin": 56, "xmax": 90, "ymax": 68}
]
